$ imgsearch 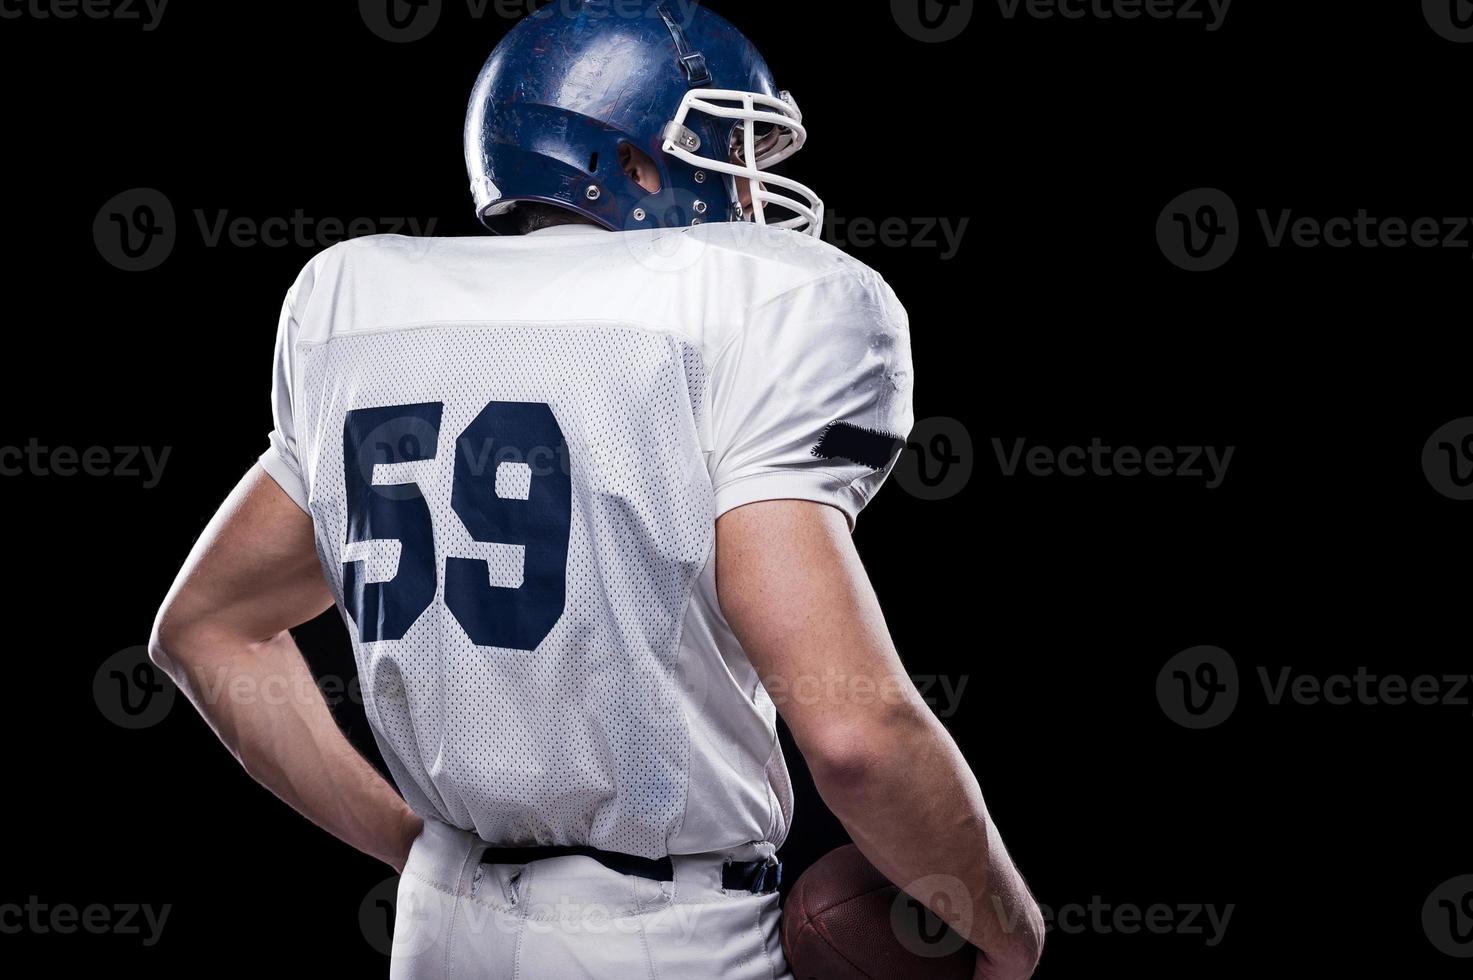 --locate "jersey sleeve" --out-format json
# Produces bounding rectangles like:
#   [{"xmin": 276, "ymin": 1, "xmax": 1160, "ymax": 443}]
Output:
[
  {"xmin": 707, "ymin": 268, "xmax": 914, "ymax": 530},
  {"xmin": 257, "ymin": 267, "xmax": 313, "ymax": 513}
]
